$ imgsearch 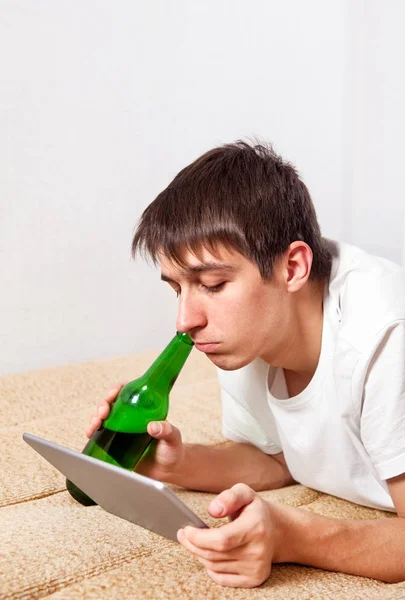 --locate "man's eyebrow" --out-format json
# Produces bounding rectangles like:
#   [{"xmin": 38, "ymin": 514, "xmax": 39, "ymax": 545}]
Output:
[{"xmin": 161, "ymin": 263, "xmax": 236, "ymax": 283}]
